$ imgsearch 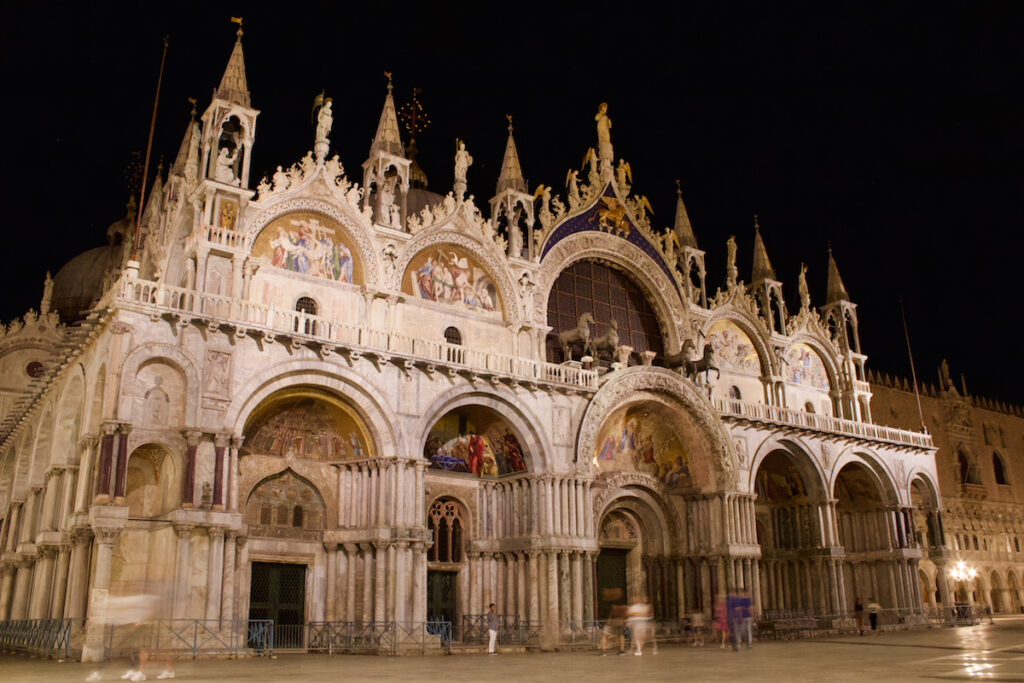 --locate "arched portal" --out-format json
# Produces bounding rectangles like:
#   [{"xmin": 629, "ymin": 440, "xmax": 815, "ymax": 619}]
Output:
[
  {"xmin": 990, "ymin": 571, "xmax": 1004, "ymax": 613},
  {"xmin": 596, "ymin": 486, "xmax": 676, "ymax": 620},
  {"xmin": 834, "ymin": 461, "xmax": 903, "ymax": 611},
  {"xmin": 425, "ymin": 497, "xmax": 469, "ymax": 629},
  {"xmin": 124, "ymin": 444, "xmax": 177, "ymax": 518},
  {"xmin": 753, "ymin": 448, "xmax": 829, "ymax": 616}
]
